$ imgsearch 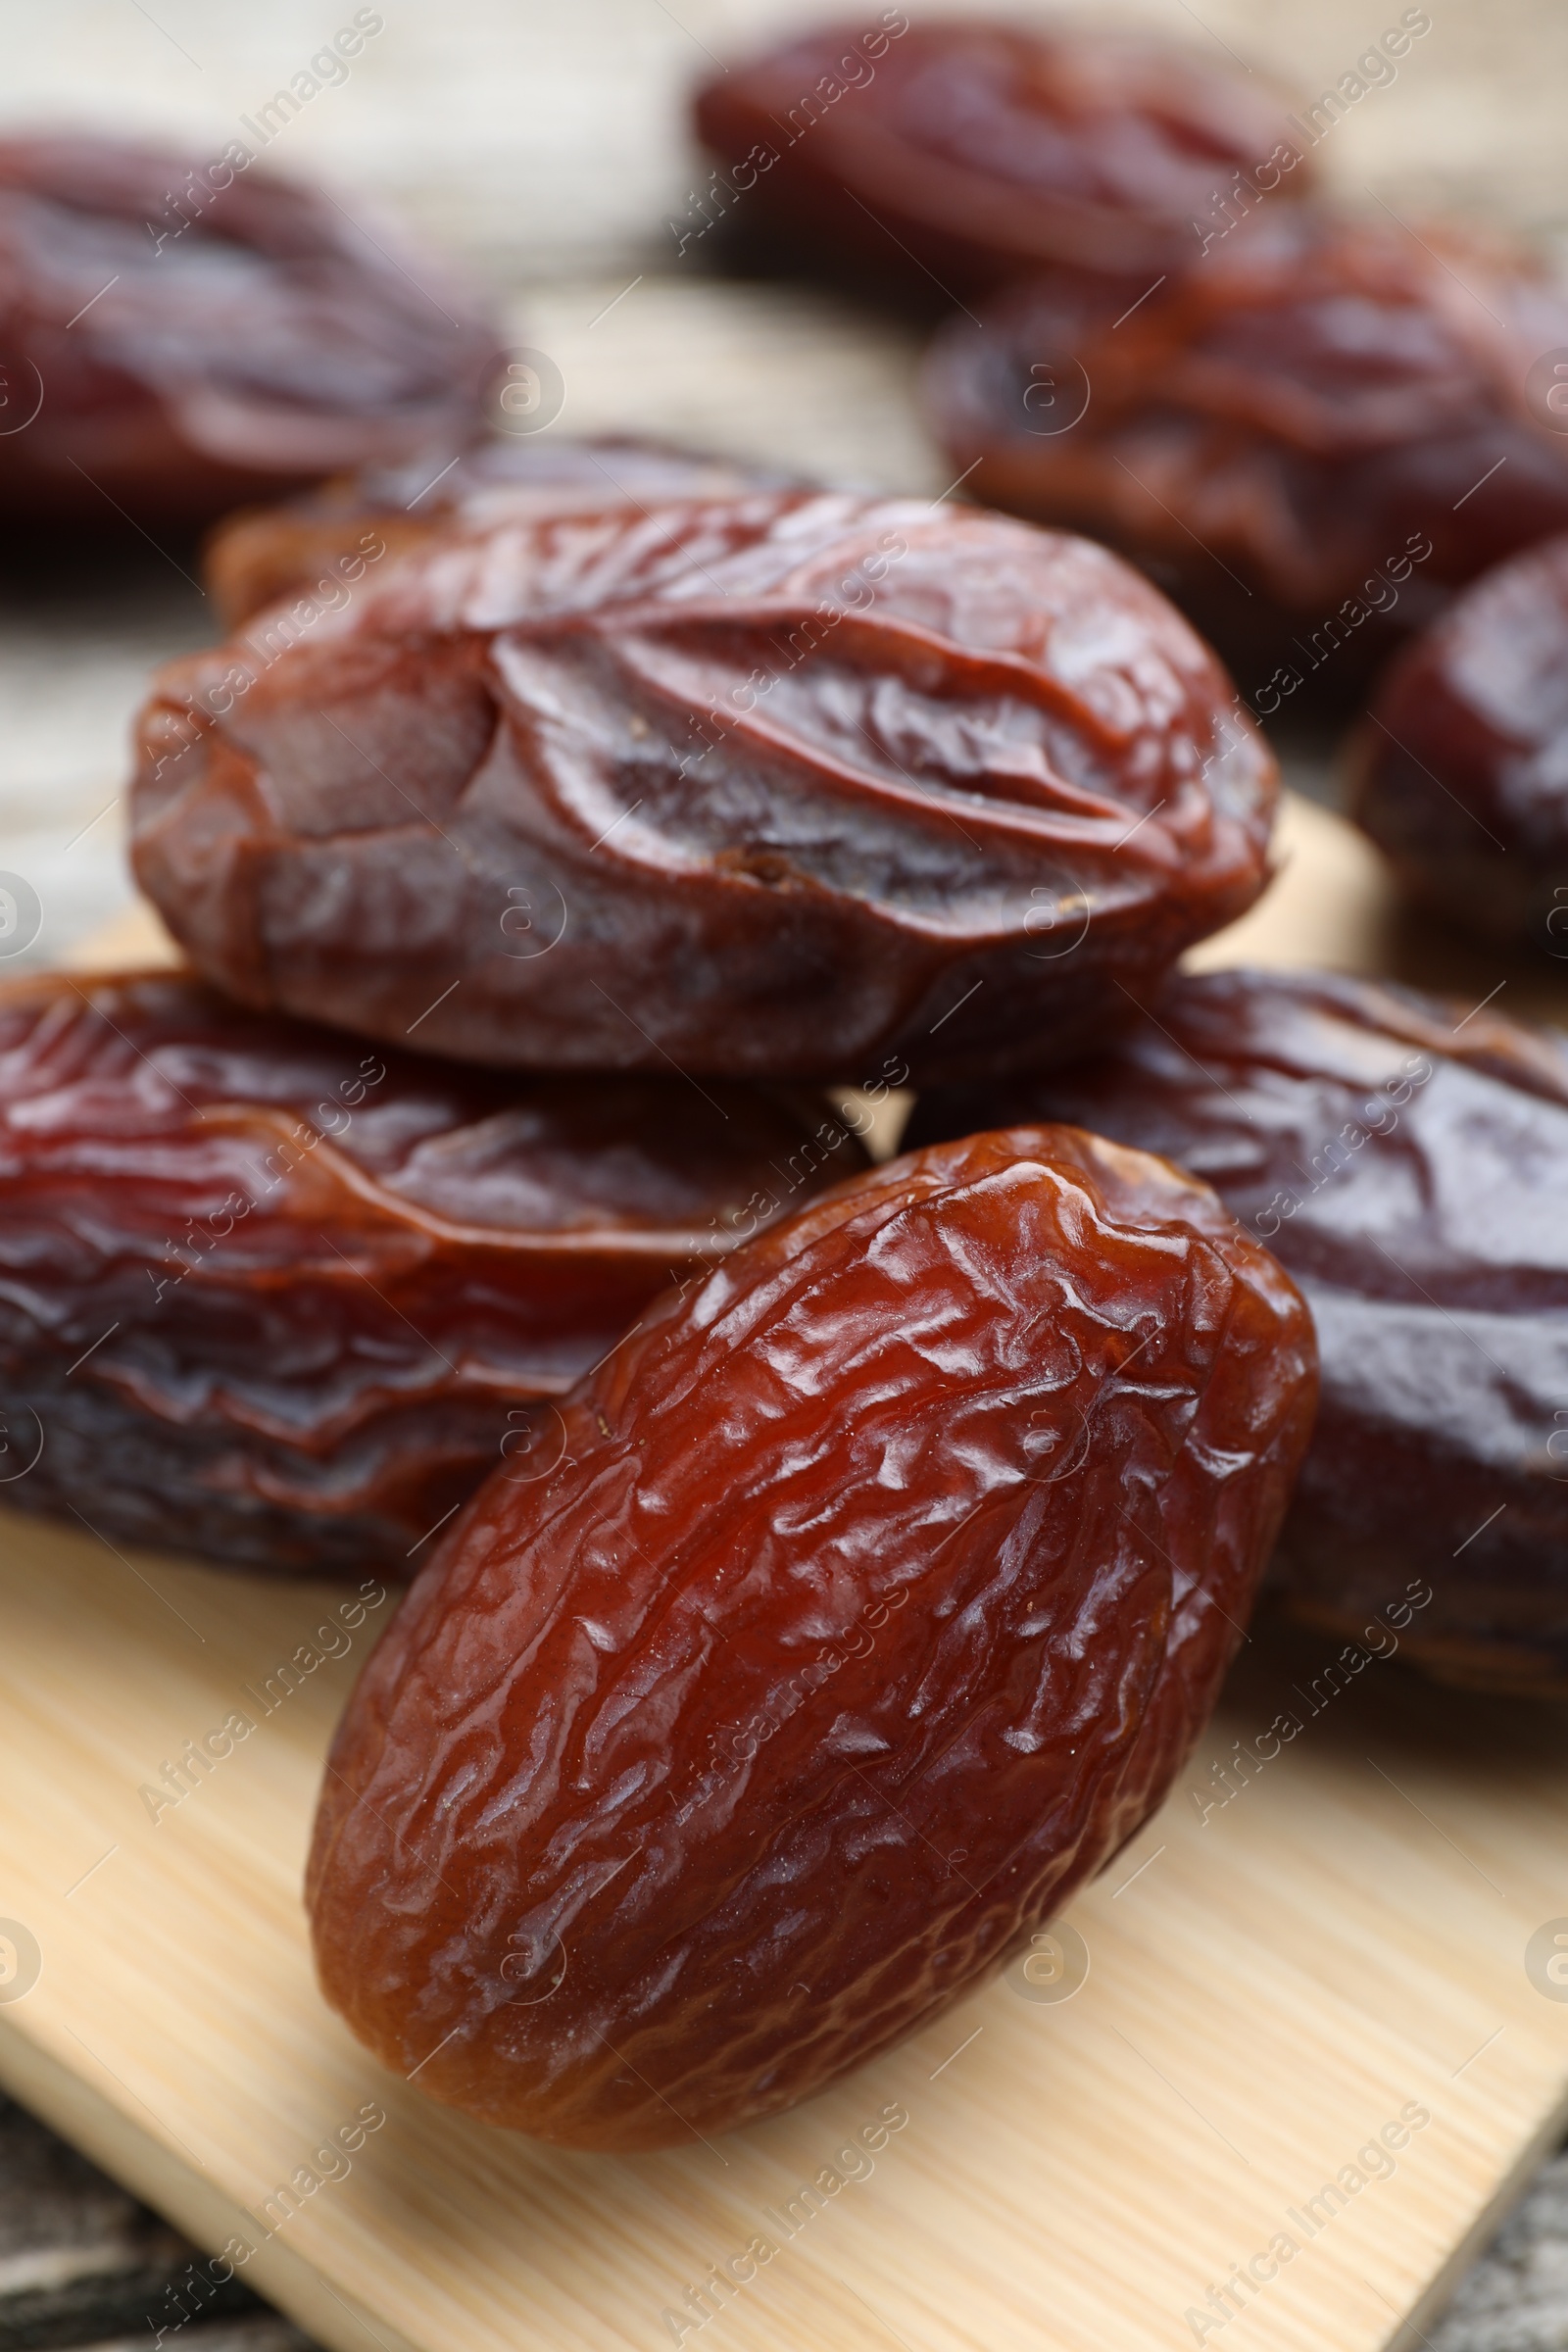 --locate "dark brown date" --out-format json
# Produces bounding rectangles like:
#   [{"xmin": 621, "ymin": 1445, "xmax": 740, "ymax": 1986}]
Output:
[
  {"xmin": 204, "ymin": 436, "xmax": 798, "ymax": 627},
  {"xmin": 1348, "ymin": 533, "xmax": 1568, "ymax": 953},
  {"xmin": 922, "ymin": 209, "xmax": 1568, "ymax": 688},
  {"xmin": 0, "ymin": 969, "xmax": 864, "ymax": 1577},
  {"xmin": 694, "ymin": 19, "xmax": 1310, "ymax": 301},
  {"xmin": 910, "ymin": 966, "xmax": 1568, "ymax": 1692},
  {"xmin": 129, "ymin": 491, "xmax": 1278, "ymax": 1085},
  {"xmin": 307, "ymin": 1122, "xmax": 1315, "ymax": 2145},
  {"xmin": 0, "ymin": 134, "xmax": 499, "ymax": 527}
]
